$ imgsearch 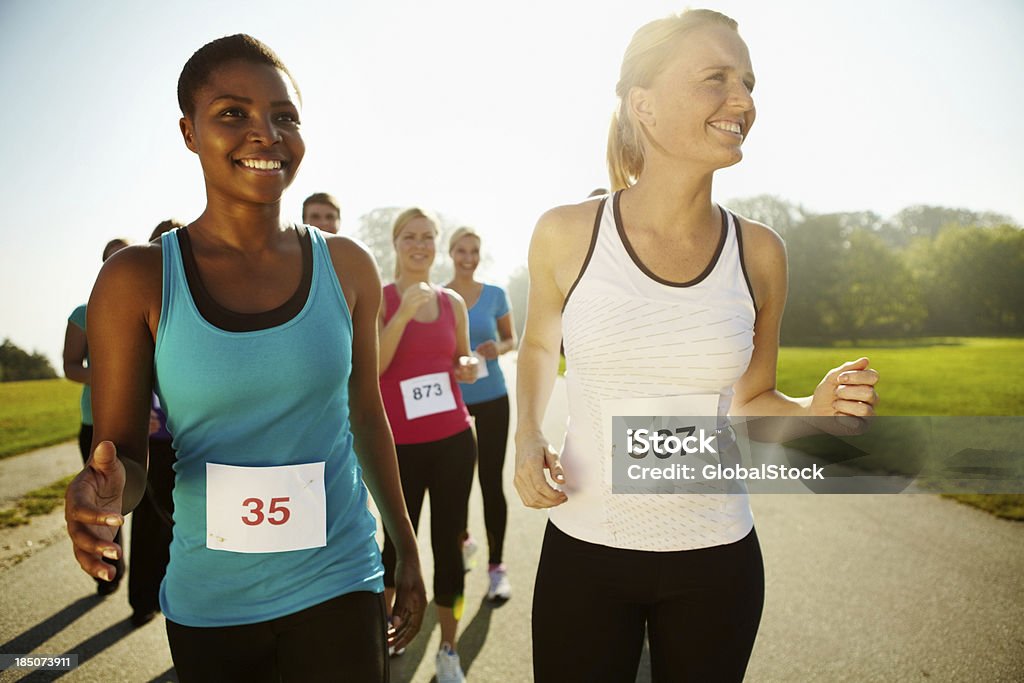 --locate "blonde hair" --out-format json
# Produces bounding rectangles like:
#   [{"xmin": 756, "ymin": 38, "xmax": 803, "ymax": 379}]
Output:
[
  {"xmin": 391, "ymin": 207, "xmax": 439, "ymax": 278},
  {"xmin": 607, "ymin": 9, "xmax": 739, "ymax": 191},
  {"xmin": 448, "ymin": 226, "xmax": 481, "ymax": 253}
]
